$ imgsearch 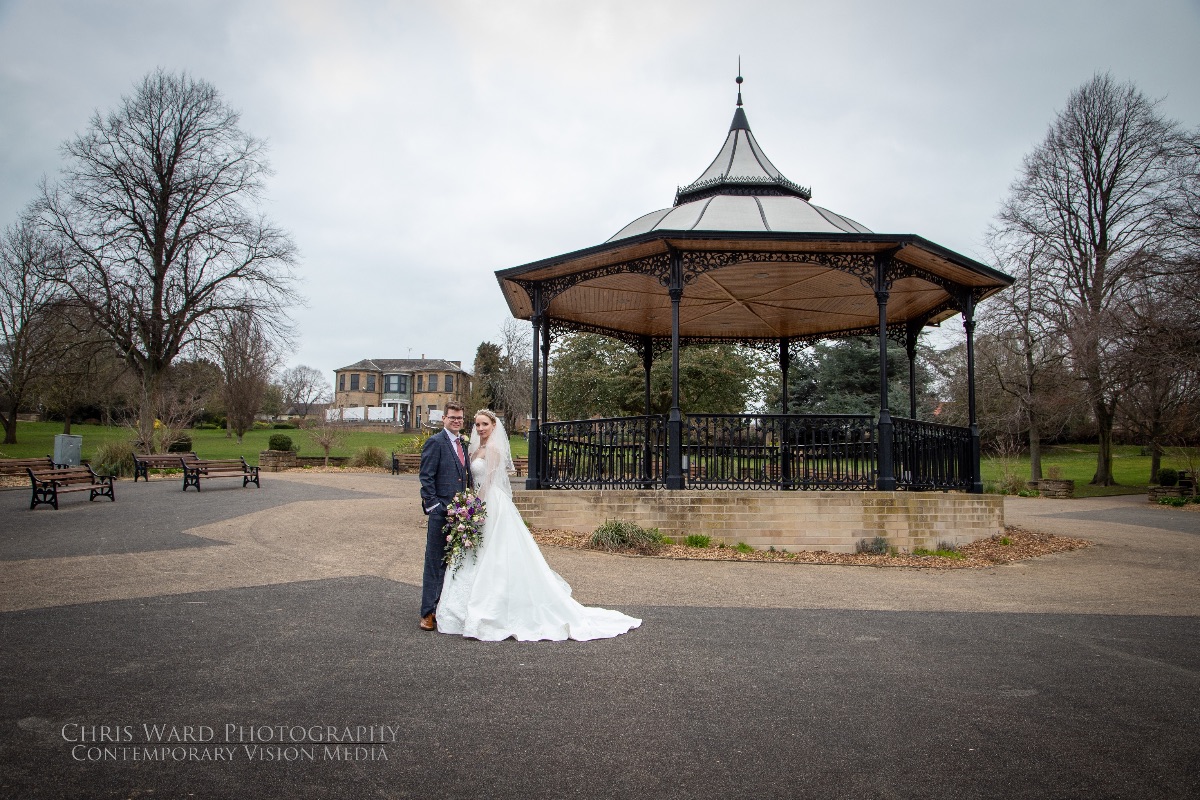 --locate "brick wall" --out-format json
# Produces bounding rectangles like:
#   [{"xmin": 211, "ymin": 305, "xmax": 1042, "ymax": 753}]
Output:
[{"xmin": 511, "ymin": 490, "xmax": 1004, "ymax": 553}]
